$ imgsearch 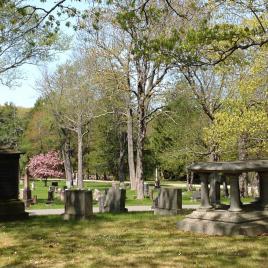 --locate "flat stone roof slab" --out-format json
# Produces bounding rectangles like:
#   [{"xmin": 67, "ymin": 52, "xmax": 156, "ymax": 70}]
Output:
[{"xmin": 188, "ymin": 160, "xmax": 268, "ymax": 173}]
